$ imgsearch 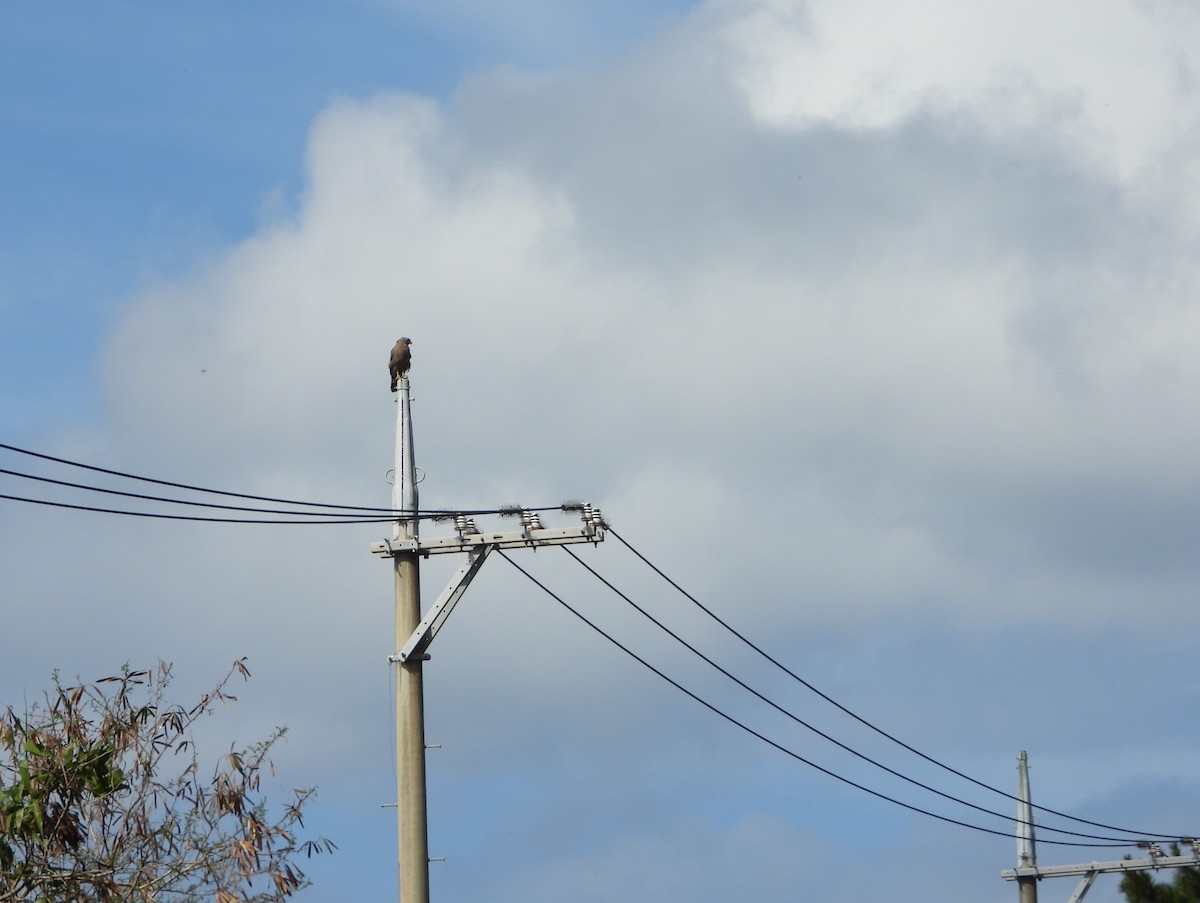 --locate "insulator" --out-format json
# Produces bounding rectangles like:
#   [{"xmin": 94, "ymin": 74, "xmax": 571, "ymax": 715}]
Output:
[
  {"xmin": 454, "ymin": 515, "xmax": 469, "ymax": 534},
  {"xmin": 528, "ymin": 513, "xmax": 544, "ymax": 530},
  {"xmin": 464, "ymin": 518, "xmax": 479, "ymax": 535},
  {"xmin": 520, "ymin": 510, "xmax": 533, "ymax": 528},
  {"xmin": 581, "ymin": 503, "xmax": 595, "ymax": 526},
  {"xmin": 591, "ymin": 508, "xmax": 603, "ymax": 527}
]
